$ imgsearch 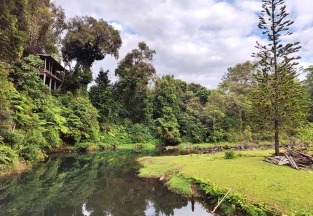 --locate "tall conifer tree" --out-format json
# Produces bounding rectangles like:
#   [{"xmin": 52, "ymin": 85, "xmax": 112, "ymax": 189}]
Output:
[{"xmin": 252, "ymin": 0, "xmax": 307, "ymax": 155}]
